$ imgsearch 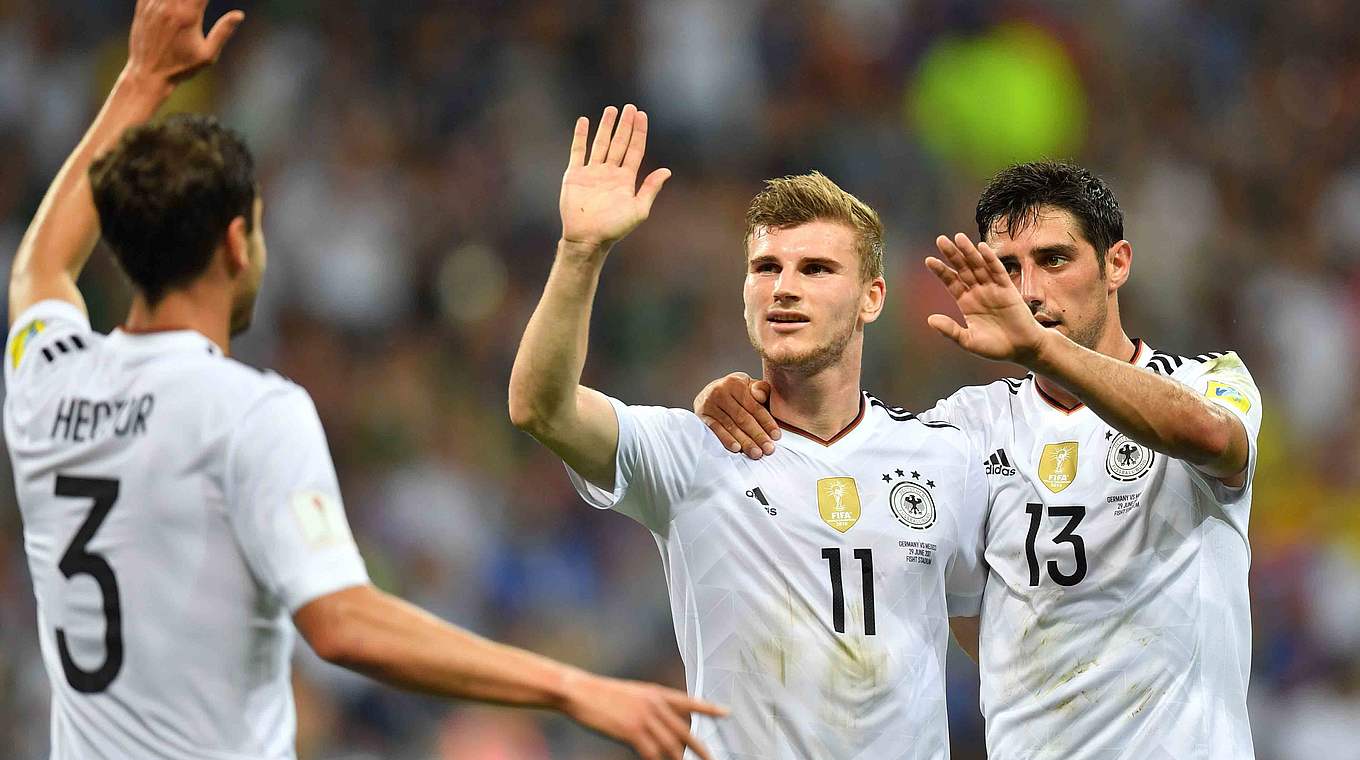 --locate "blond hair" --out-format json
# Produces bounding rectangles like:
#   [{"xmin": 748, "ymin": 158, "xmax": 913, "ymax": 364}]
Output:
[{"xmin": 744, "ymin": 171, "xmax": 884, "ymax": 281}]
